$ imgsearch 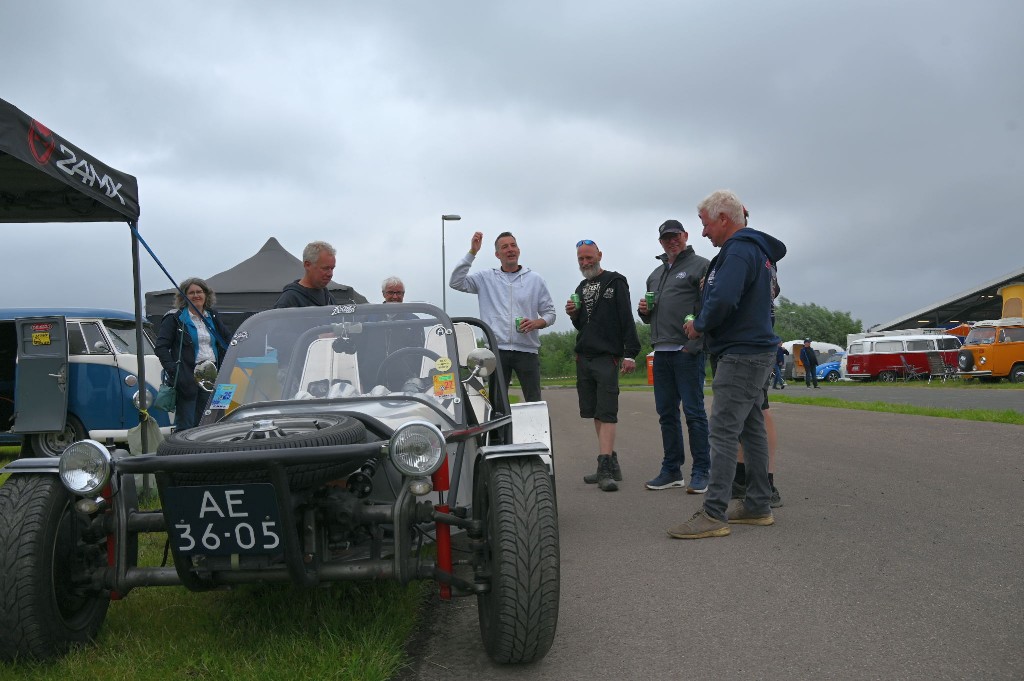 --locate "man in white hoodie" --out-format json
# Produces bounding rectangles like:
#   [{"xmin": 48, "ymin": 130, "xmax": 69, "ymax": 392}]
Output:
[{"xmin": 450, "ymin": 231, "xmax": 557, "ymax": 402}]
